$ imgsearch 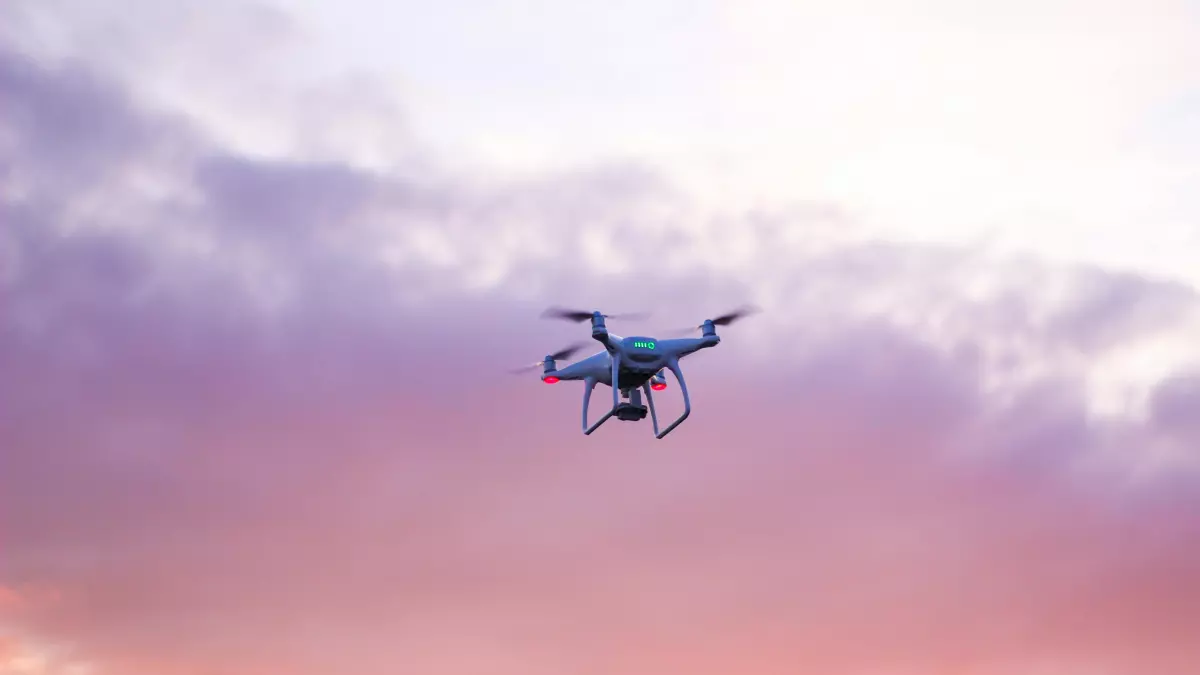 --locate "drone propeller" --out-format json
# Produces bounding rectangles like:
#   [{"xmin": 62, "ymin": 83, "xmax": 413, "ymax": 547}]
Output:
[
  {"xmin": 668, "ymin": 304, "xmax": 761, "ymax": 335},
  {"xmin": 711, "ymin": 305, "xmax": 760, "ymax": 326},
  {"xmin": 540, "ymin": 307, "xmax": 650, "ymax": 323},
  {"xmin": 509, "ymin": 341, "xmax": 590, "ymax": 374}
]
